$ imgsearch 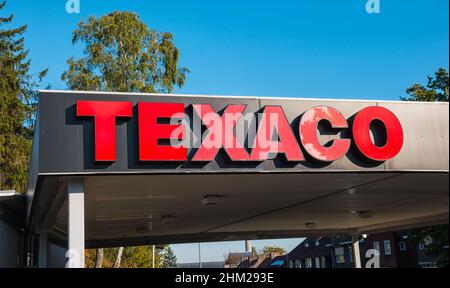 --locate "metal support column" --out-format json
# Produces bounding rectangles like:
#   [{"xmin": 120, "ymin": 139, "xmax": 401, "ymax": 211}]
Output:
[
  {"xmin": 67, "ymin": 178, "xmax": 85, "ymax": 268},
  {"xmin": 38, "ymin": 233, "xmax": 48, "ymax": 268},
  {"xmin": 351, "ymin": 234, "xmax": 362, "ymax": 268}
]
